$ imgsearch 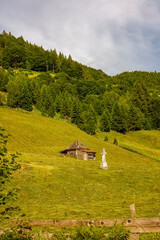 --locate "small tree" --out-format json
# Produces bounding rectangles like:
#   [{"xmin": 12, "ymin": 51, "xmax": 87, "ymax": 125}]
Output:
[
  {"xmin": 0, "ymin": 127, "xmax": 21, "ymax": 221},
  {"xmin": 113, "ymin": 138, "xmax": 118, "ymax": 145},
  {"xmin": 100, "ymin": 109, "xmax": 111, "ymax": 132},
  {"xmin": 104, "ymin": 135, "xmax": 108, "ymax": 141}
]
